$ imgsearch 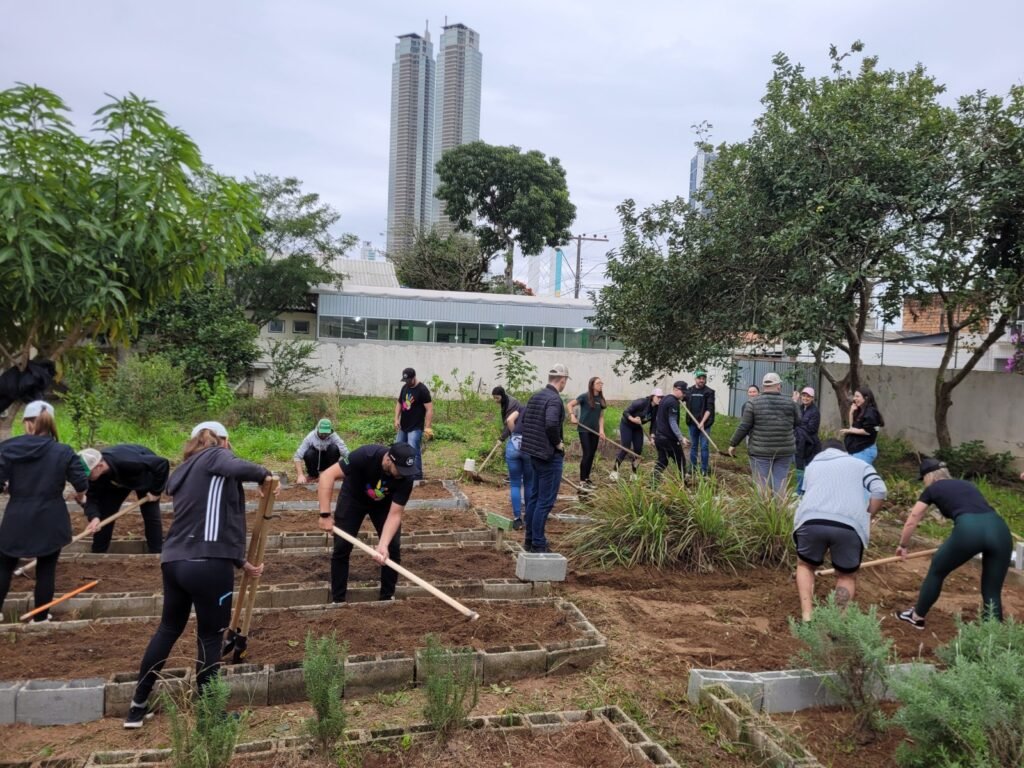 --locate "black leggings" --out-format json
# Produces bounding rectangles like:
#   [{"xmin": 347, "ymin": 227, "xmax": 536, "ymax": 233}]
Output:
[
  {"xmin": 331, "ymin": 504, "xmax": 401, "ymax": 602},
  {"xmin": 578, "ymin": 430, "xmax": 600, "ymax": 482},
  {"xmin": 915, "ymin": 511, "xmax": 1013, "ymax": 620},
  {"xmin": 132, "ymin": 558, "xmax": 234, "ymax": 705},
  {"xmin": 615, "ymin": 423, "xmax": 644, "ymax": 470},
  {"xmin": 0, "ymin": 550, "xmax": 59, "ymax": 622},
  {"xmin": 654, "ymin": 436, "xmax": 684, "ymax": 479},
  {"xmin": 90, "ymin": 488, "xmax": 163, "ymax": 554}
]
